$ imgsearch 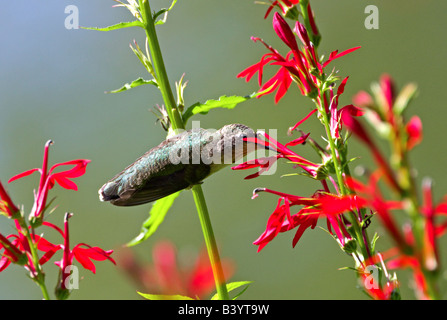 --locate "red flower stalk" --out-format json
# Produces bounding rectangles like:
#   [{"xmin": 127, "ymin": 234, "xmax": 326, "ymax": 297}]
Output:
[
  {"xmin": 50, "ymin": 213, "xmax": 115, "ymax": 275},
  {"xmin": 352, "ymin": 74, "xmax": 422, "ymax": 152},
  {"xmin": 378, "ymin": 74, "xmax": 395, "ymax": 123},
  {"xmin": 378, "ymin": 248, "xmax": 428, "ymax": 299},
  {"xmin": 327, "ymin": 76, "xmax": 364, "ymax": 139},
  {"xmin": 405, "ymin": 115, "xmax": 423, "ymax": 150},
  {"xmin": 0, "ymin": 180, "xmax": 19, "ymax": 218},
  {"xmin": 8, "ymin": 140, "xmax": 90, "ymax": 220}
]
